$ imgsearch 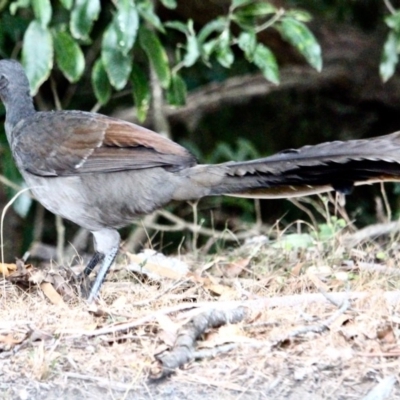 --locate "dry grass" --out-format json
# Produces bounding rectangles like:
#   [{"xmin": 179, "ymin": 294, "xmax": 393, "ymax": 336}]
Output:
[{"xmin": 2, "ymin": 215, "xmax": 400, "ymax": 399}]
